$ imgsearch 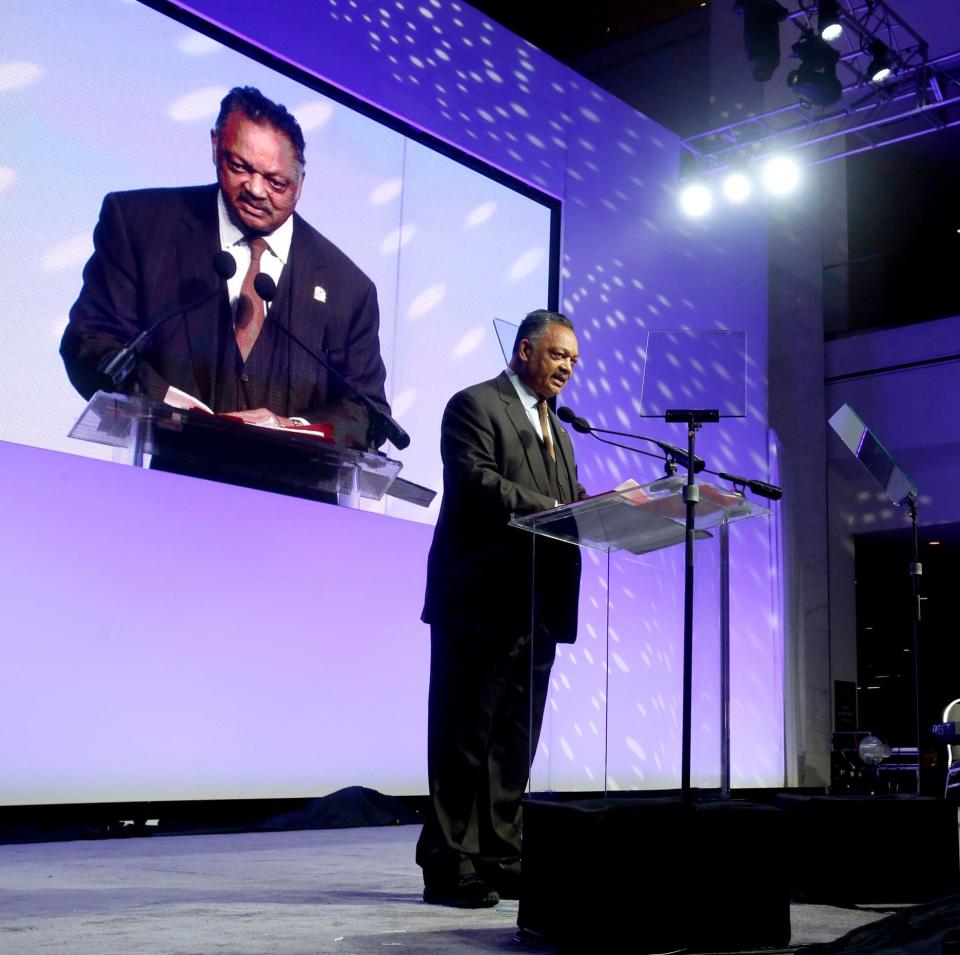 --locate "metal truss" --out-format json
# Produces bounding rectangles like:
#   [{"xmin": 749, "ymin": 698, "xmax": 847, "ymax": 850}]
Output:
[{"xmin": 681, "ymin": 0, "xmax": 960, "ymax": 175}]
